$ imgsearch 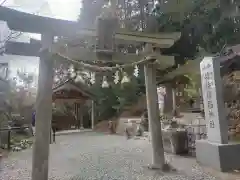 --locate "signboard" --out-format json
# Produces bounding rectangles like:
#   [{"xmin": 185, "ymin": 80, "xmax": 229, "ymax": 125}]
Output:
[{"xmin": 200, "ymin": 57, "xmax": 228, "ymax": 144}]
